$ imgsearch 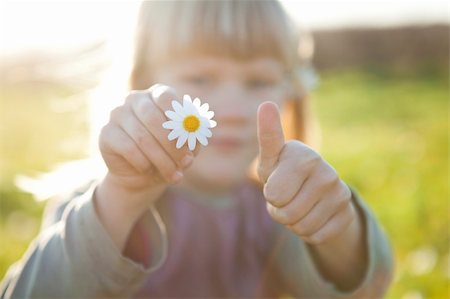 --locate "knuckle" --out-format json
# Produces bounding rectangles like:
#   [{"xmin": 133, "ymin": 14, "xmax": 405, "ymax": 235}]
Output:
[
  {"xmin": 157, "ymin": 167, "xmax": 172, "ymax": 183},
  {"xmin": 332, "ymin": 183, "xmax": 352, "ymax": 211},
  {"xmin": 128, "ymin": 92, "xmax": 152, "ymax": 116},
  {"xmin": 148, "ymin": 110, "xmax": 163, "ymax": 128},
  {"xmin": 263, "ymin": 183, "xmax": 276, "ymax": 202},
  {"xmin": 293, "ymin": 159, "xmax": 305, "ymax": 177},
  {"xmin": 266, "ymin": 203, "xmax": 289, "ymax": 224},
  {"xmin": 267, "ymin": 203, "xmax": 282, "ymax": 223},
  {"xmin": 124, "ymin": 91, "xmax": 142, "ymax": 106},
  {"xmin": 136, "ymin": 102, "xmax": 161, "ymax": 130},
  {"xmin": 341, "ymin": 182, "xmax": 353, "ymax": 200},
  {"xmin": 336, "ymin": 195, "xmax": 350, "ymax": 211},
  {"xmin": 99, "ymin": 123, "xmax": 110, "ymax": 138},
  {"xmin": 294, "ymin": 218, "xmax": 313, "ymax": 235},
  {"xmin": 346, "ymin": 200, "xmax": 357, "ymax": 220},
  {"xmin": 302, "ymin": 147, "xmax": 321, "ymax": 166},
  {"xmin": 134, "ymin": 132, "xmax": 148, "ymax": 149},
  {"xmin": 277, "ymin": 207, "xmax": 292, "ymax": 224},
  {"xmin": 131, "ymin": 124, "xmax": 151, "ymax": 148},
  {"xmin": 310, "ymin": 233, "xmax": 327, "ymax": 245},
  {"xmin": 99, "ymin": 124, "xmax": 115, "ymax": 149},
  {"xmin": 151, "ymin": 85, "xmax": 178, "ymax": 105},
  {"xmin": 283, "ymin": 140, "xmax": 302, "ymax": 155},
  {"xmin": 152, "ymin": 156, "xmax": 178, "ymax": 182},
  {"xmin": 109, "ymin": 106, "xmax": 123, "ymax": 122},
  {"xmin": 322, "ymin": 170, "xmax": 339, "ymax": 188},
  {"xmin": 138, "ymin": 160, "xmax": 152, "ymax": 173},
  {"xmin": 121, "ymin": 141, "xmax": 137, "ymax": 158},
  {"xmin": 163, "ymin": 169, "xmax": 177, "ymax": 183}
]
